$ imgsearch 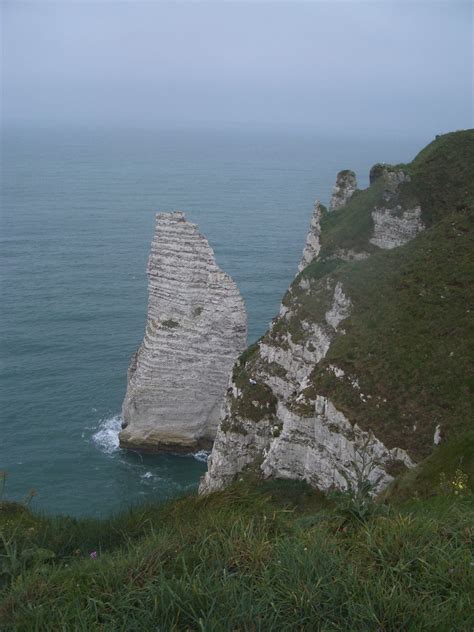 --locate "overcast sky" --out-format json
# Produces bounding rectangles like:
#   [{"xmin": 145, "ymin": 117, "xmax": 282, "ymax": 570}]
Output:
[{"xmin": 2, "ymin": 1, "xmax": 472, "ymax": 135}]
